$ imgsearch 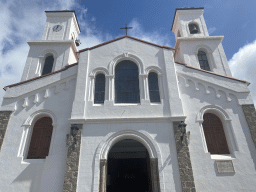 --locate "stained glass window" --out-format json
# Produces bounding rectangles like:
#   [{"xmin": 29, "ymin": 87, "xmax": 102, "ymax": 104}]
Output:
[
  {"xmin": 42, "ymin": 55, "xmax": 54, "ymax": 75},
  {"xmin": 198, "ymin": 51, "xmax": 210, "ymax": 71},
  {"xmin": 94, "ymin": 74, "xmax": 105, "ymax": 104},
  {"xmin": 148, "ymin": 72, "xmax": 160, "ymax": 103},
  {"xmin": 115, "ymin": 60, "xmax": 140, "ymax": 103}
]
